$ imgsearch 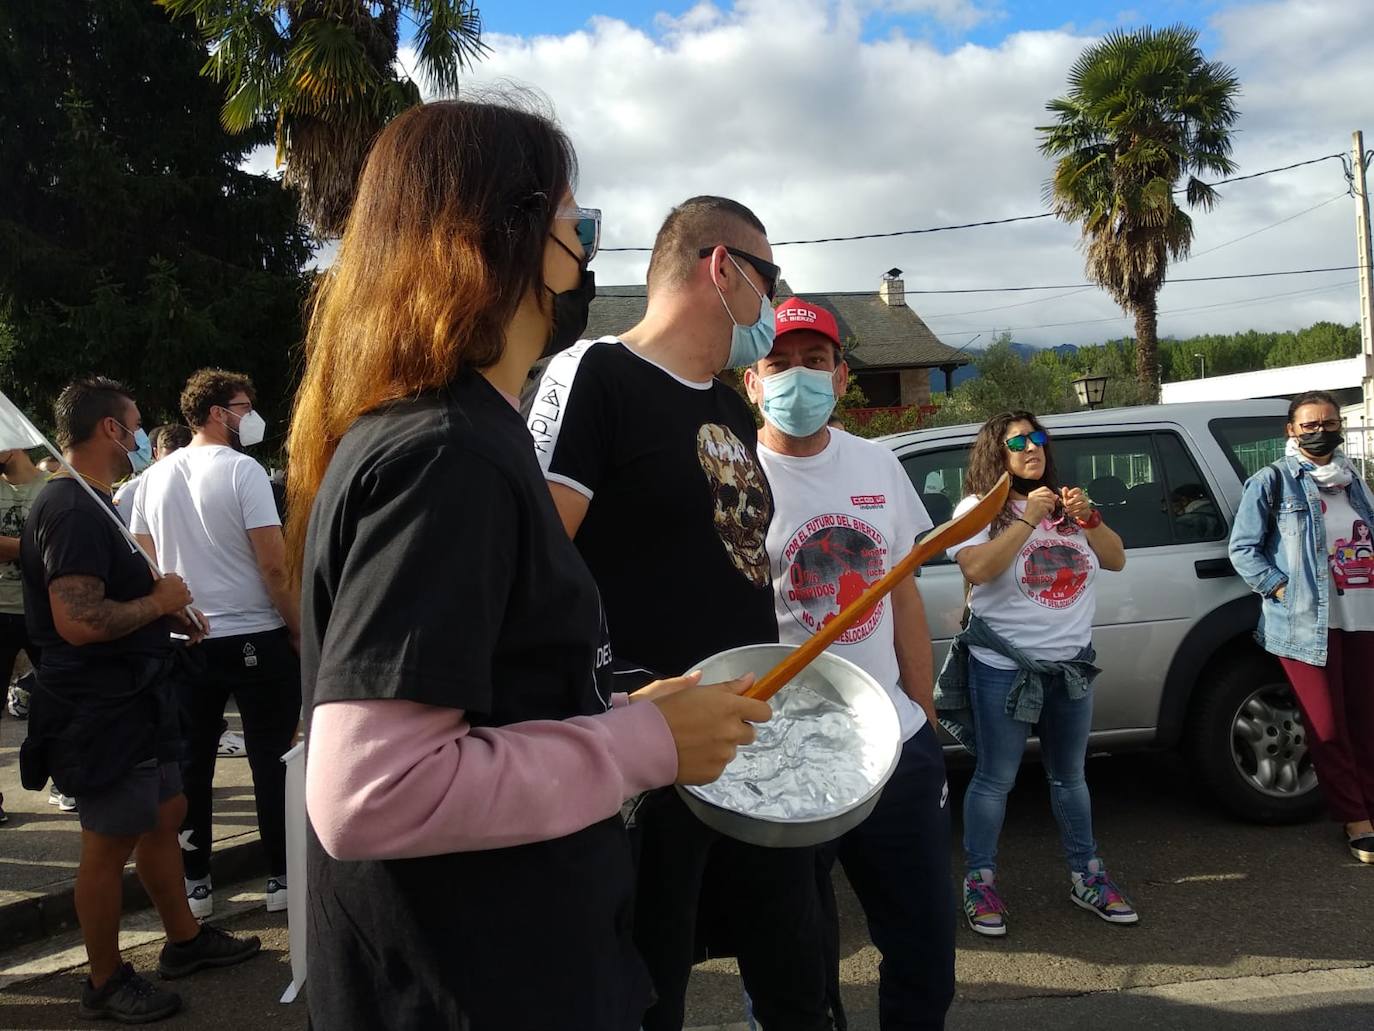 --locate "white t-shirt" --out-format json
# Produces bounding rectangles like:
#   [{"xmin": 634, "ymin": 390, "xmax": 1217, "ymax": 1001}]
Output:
[
  {"xmin": 113, "ymin": 474, "xmax": 144, "ymax": 525},
  {"xmin": 1320, "ymin": 484, "xmax": 1374, "ymax": 632},
  {"xmin": 130, "ymin": 445, "xmax": 284, "ymax": 638},
  {"xmin": 947, "ymin": 497, "xmax": 1099, "ymax": 671},
  {"xmin": 758, "ymin": 429, "xmax": 934, "ymax": 741}
]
